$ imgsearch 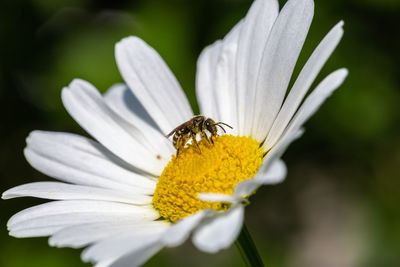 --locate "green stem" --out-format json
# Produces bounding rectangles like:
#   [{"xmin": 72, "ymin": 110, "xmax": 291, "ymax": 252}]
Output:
[{"xmin": 235, "ymin": 224, "xmax": 265, "ymax": 267}]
